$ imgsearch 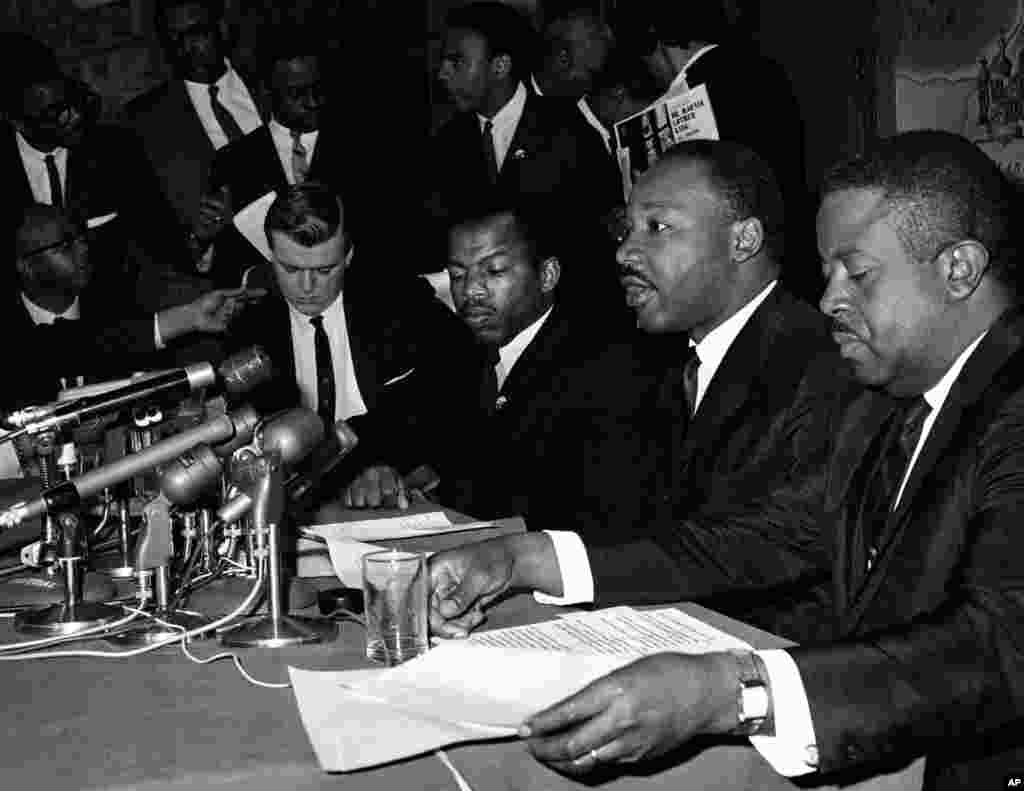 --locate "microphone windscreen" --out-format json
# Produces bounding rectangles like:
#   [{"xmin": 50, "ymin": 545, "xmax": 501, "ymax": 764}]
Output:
[
  {"xmin": 218, "ymin": 347, "xmax": 274, "ymax": 397},
  {"xmin": 158, "ymin": 444, "xmax": 223, "ymax": 506},
  {"xmin": 259, "ymin": 408, "xmax": 324, "ymax": 466}
]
